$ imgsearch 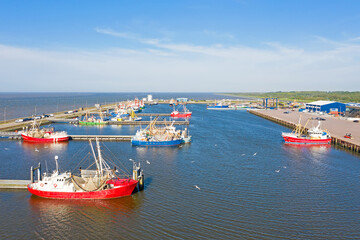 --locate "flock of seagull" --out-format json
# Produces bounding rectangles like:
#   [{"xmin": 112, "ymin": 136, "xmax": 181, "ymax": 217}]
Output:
[{"xmin": 28, "ymin": 147, "xmax": 287, "ymax": 191}]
